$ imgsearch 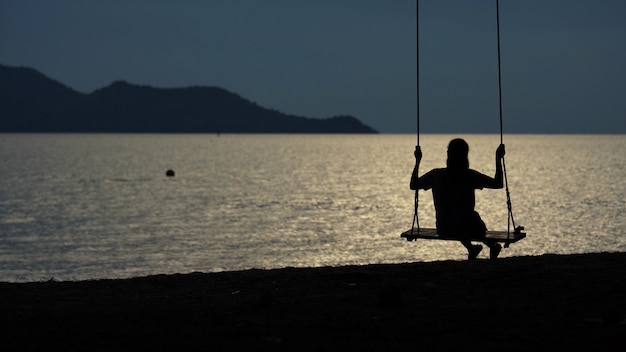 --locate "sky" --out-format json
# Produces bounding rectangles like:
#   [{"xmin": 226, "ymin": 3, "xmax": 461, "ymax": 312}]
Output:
[{"xmin": 1, "ymin": 0, "xmax": 624, "ymax": 133}]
